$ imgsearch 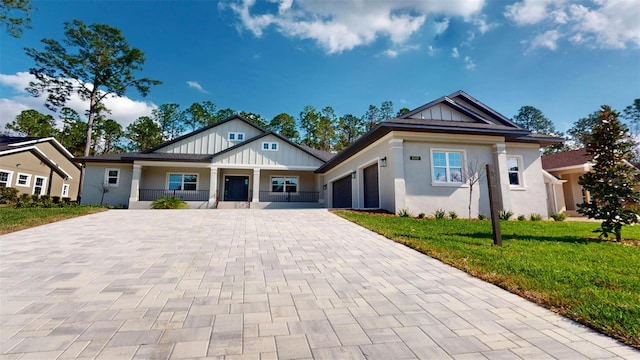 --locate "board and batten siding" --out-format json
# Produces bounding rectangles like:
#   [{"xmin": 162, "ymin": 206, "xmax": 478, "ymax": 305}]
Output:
[
  {"xmin": 212, "ymin": 135, "xmax": 324, "ymax": 168},
  {"xmin": 408, "ymin": 103, "xmax": 475, "ymax": 122},
  {"xmin": 158, "ymin": 119, "xmax": 263, "ymax": 154}
]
